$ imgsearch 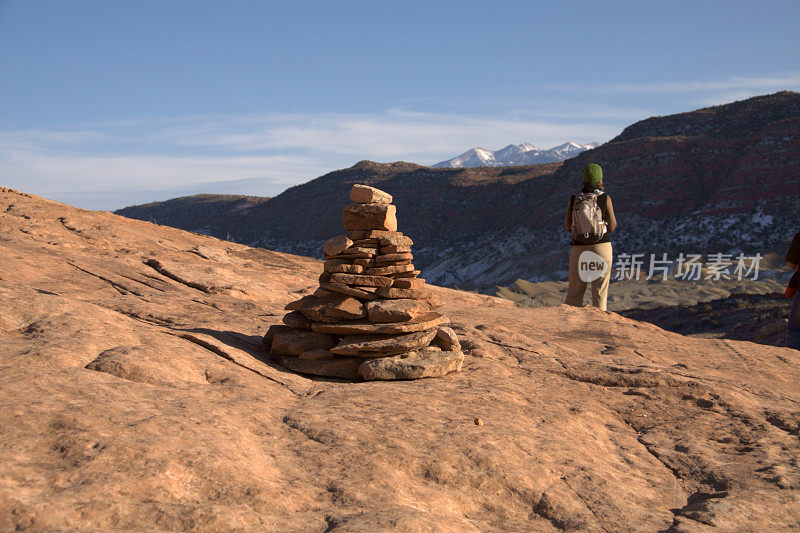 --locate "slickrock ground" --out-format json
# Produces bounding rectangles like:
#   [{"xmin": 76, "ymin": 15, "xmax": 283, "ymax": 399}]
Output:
[{"xmin": 1, "ymin": 187, "xmax": 798, "ymax": 532}]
